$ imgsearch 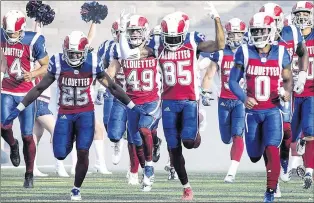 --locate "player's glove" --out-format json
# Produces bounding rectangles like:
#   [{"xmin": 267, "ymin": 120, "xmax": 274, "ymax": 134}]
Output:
[
  {"xmin": 119, "ymin": 9, "xmax": 131, "ymax": 33},
  {"xmin": 294, "ymin": 71, "xmax": 307, "ymax": 94},
  {"xmin": 2, "ymin": 105, "xmax": 24, "ymax": 129},
  {"xmin": 204, "ymin": 1, "xmax": 220, "ymax": 19},
  {"xmin": 88, "ymin": 47, "xmax": 94, "ymax": 53},
  {"xmin": 200, "ymin": 88, "xmax": 214, "ymax": 106},
  {"xmin": 94, "ymin": 90, "xmax": 105, "ymax": 105}
]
